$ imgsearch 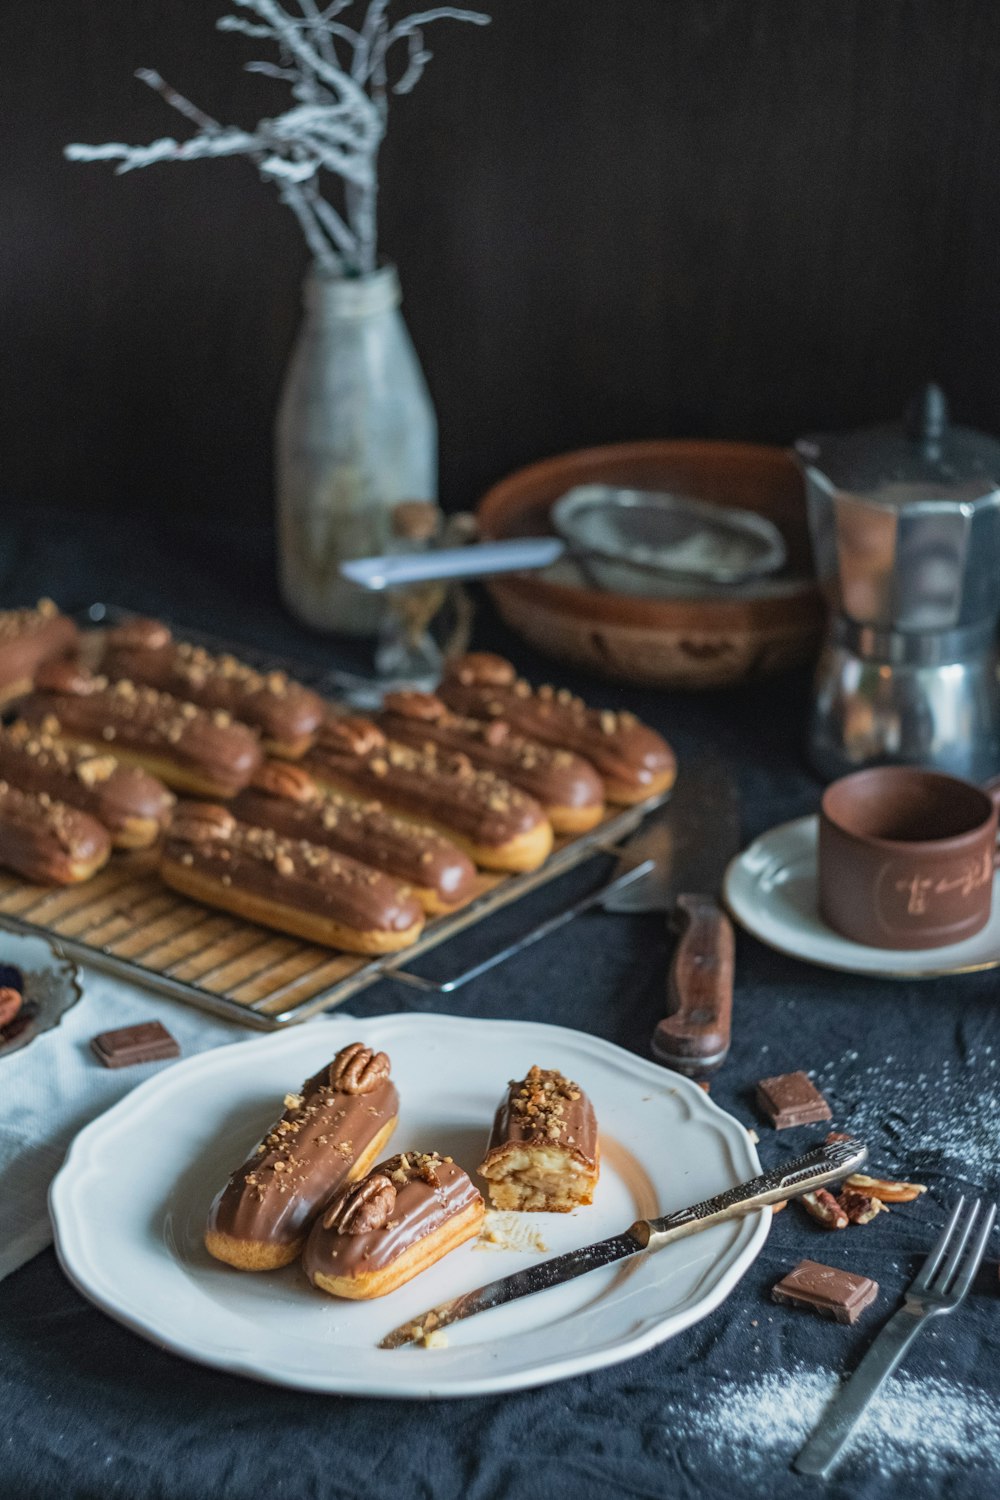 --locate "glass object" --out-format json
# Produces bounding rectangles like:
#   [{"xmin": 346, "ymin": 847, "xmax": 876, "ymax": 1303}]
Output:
[
  {"xmin": 276, "ymin": 264, "xmax": 437, "ymax": 636},
  {"xmin": 374, "ymin": 501, "xmax": 446, "ymax": 687}
]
